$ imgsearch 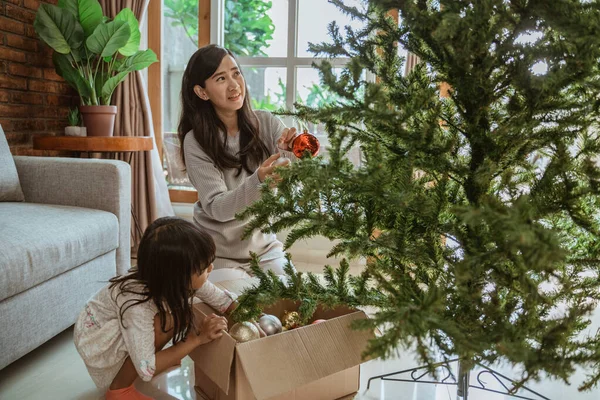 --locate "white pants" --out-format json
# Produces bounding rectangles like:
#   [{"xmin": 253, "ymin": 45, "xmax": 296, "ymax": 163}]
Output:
[{"xmin": 208, "ymin": 253, "xmax": 293, "ymax": 283}]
